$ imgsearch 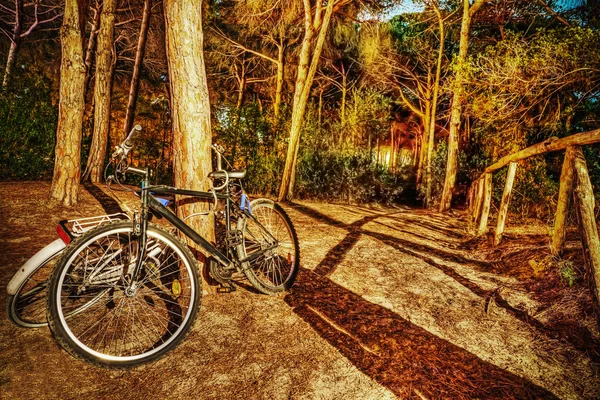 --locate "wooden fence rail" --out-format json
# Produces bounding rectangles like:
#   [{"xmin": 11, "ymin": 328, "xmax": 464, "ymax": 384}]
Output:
[{"xmin": 467, "ymin": 128, "xmax": 600, "ymax": 326}]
